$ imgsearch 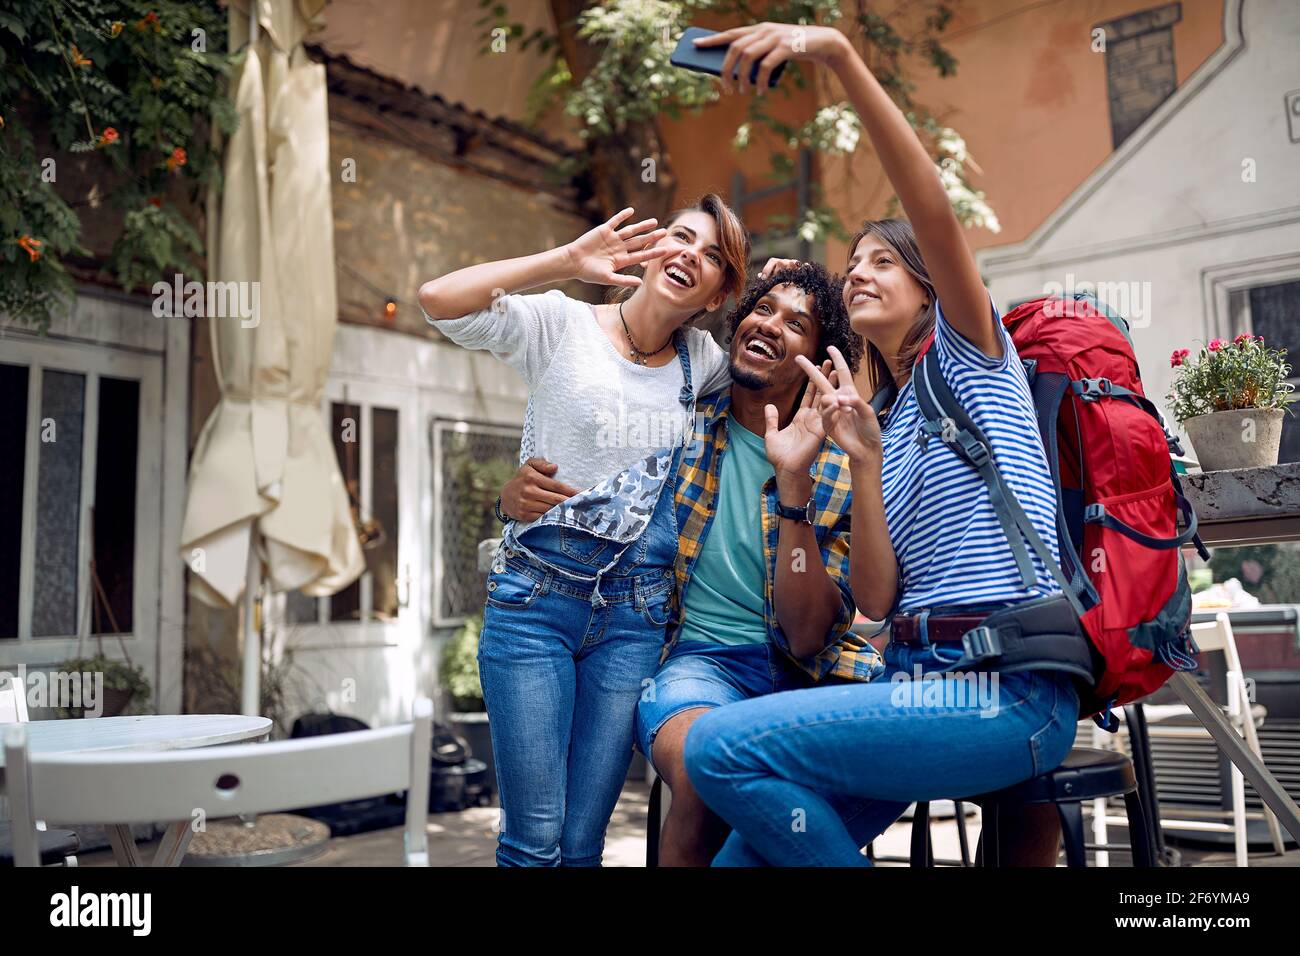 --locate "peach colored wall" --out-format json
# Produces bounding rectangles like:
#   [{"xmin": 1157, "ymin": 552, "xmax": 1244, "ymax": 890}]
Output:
[
  {"xmin": 660, "ymin": 81, "xmax": 821, "ymax": 234},
  {"xmin": 819, "ymin": 0, "xmax": 1225, "ymax": 270},
  {"xmin": 314, "ymin": 0, "xmax": 560, "ymax": 128}
]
